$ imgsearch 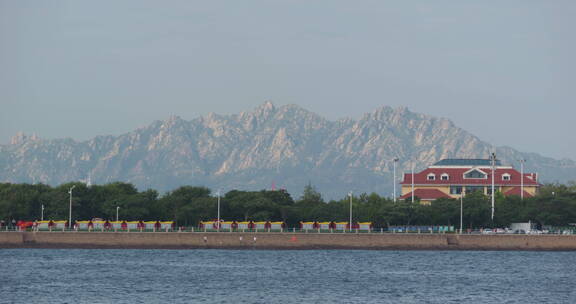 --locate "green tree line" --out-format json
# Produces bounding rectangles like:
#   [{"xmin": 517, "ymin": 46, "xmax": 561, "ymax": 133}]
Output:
[{"xmin": 1, "ymin": 182, "xmax": 575, "ymax": 229}]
